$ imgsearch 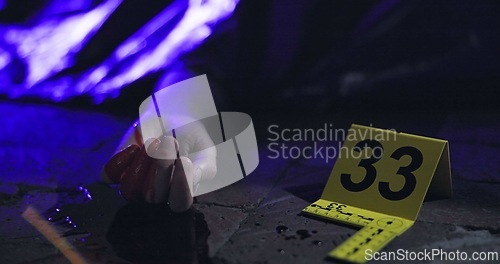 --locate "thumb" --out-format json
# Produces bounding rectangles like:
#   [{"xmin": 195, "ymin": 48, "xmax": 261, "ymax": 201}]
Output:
[{"xmin": 168, "ymin": 157, "xmax": 194, "ymax": 212}]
